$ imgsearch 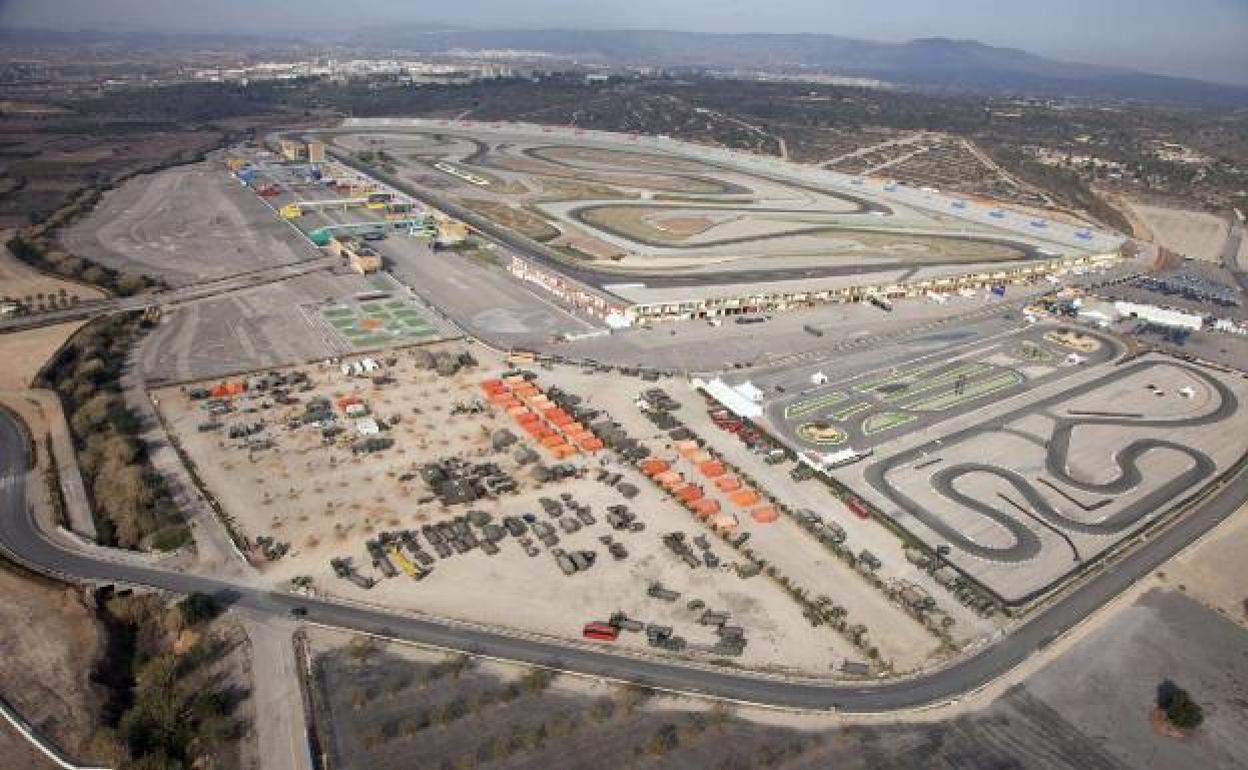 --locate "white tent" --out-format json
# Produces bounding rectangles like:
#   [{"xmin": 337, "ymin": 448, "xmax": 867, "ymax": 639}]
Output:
[
  {"xmin": 810, "ymin": 371, "xmax": 829, "ymax": 386},
  {"xmin": 734, "ymin": 381, "xmax": 764, "ymax": 403}
]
